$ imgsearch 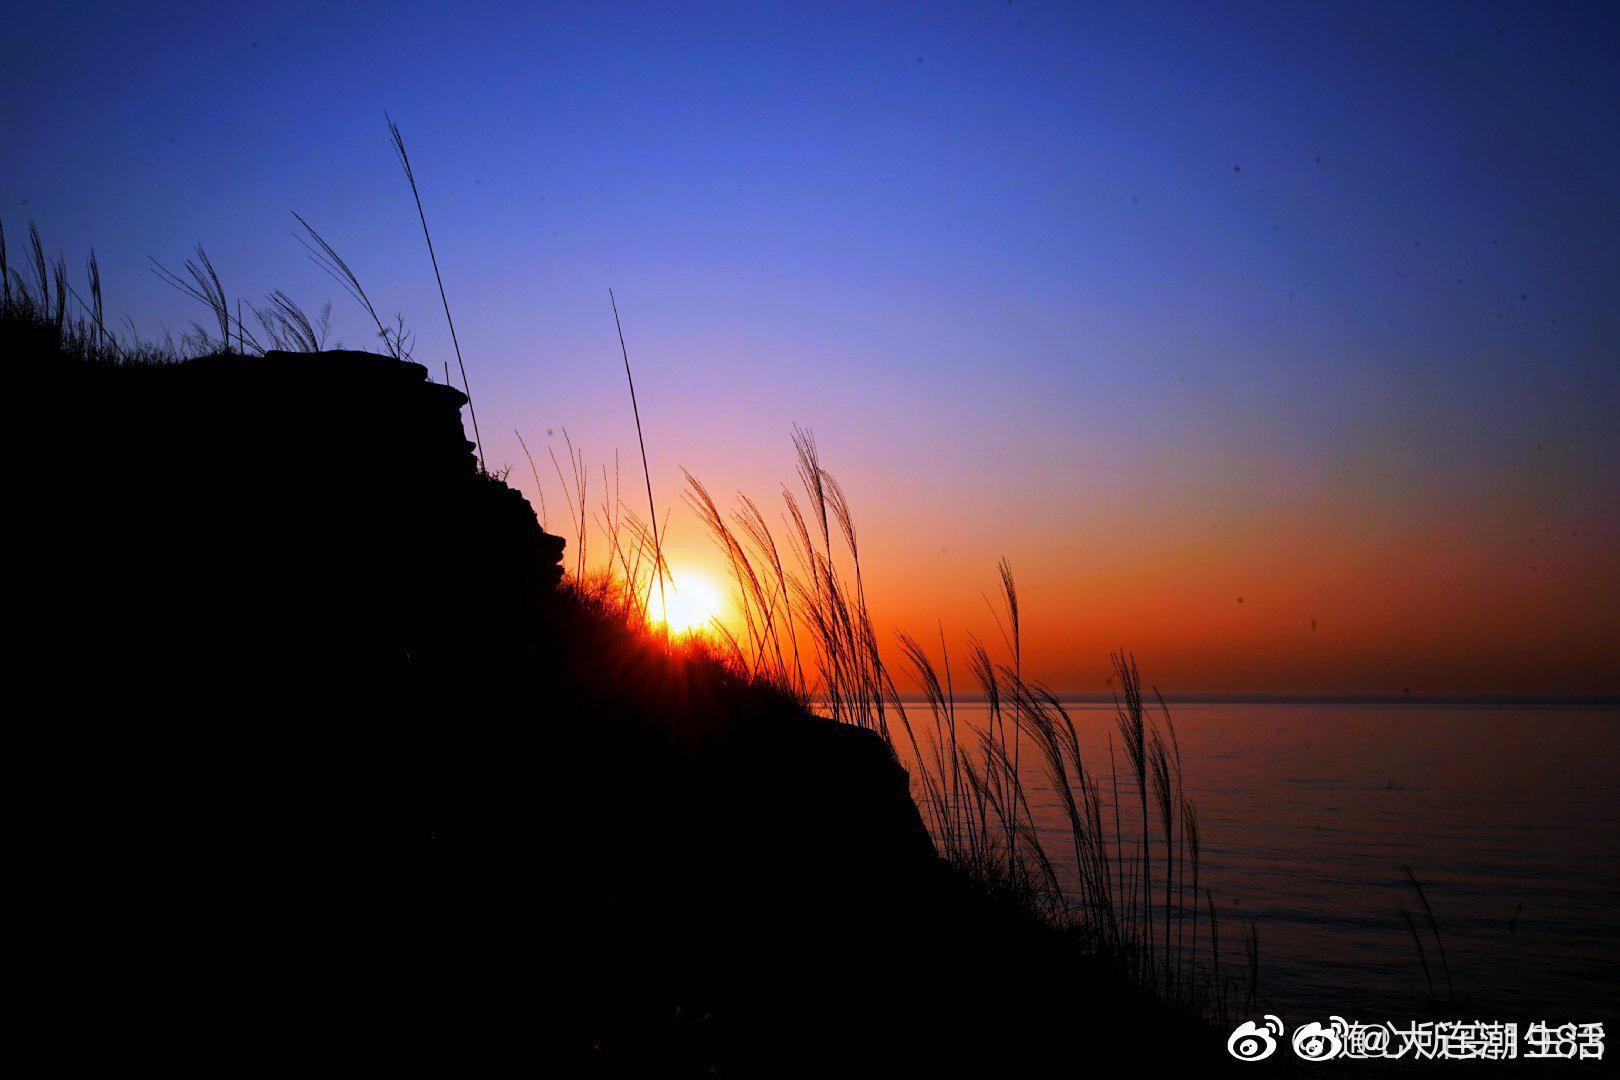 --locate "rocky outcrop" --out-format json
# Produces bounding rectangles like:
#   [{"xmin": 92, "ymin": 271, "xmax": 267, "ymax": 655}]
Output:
[{"xmin": 44, "ymin": 347, "xmax": 566, "ymax": 680}]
